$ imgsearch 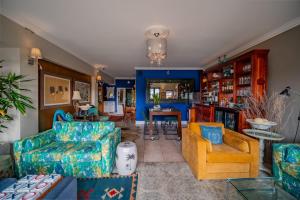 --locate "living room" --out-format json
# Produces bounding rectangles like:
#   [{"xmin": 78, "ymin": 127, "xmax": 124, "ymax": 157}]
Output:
[{"xmin": 0, "ymin": 0, "xmax": 300, "ymax": 199}]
